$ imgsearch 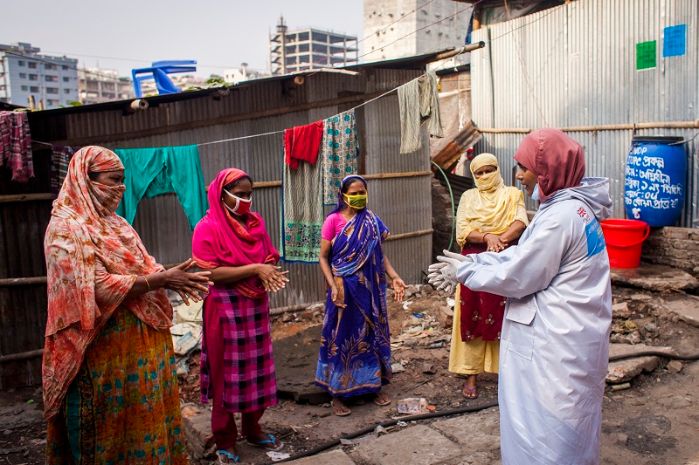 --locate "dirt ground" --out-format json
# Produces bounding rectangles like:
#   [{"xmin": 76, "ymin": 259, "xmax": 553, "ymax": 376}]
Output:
[{"xmin": 1, "ymin": 284, "xmax": 698, "ymax": 464}]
